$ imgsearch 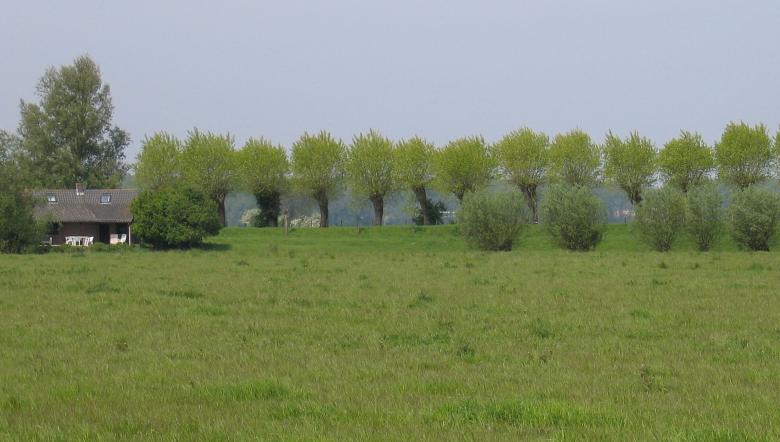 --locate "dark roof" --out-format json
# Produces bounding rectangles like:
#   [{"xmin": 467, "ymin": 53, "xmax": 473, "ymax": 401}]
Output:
[{"xmin": 33, "ymin": 189, "xmax": 138, "ymax": 223}]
